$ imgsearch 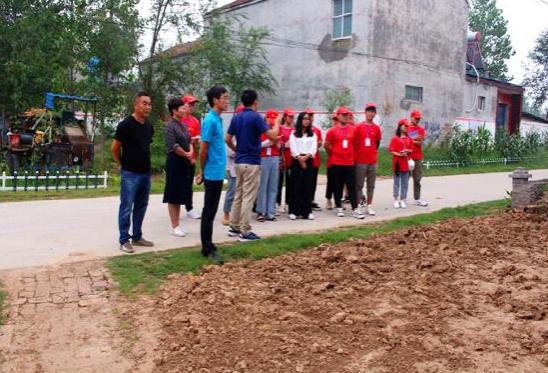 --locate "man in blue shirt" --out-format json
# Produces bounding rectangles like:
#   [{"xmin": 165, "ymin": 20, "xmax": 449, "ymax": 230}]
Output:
[
  {"xmin": 196, "ymin": 86, "xmax": 228, "ymax": 264},
  {"xmin": 225, "ymin": 90, "xmax": 280, "ymax": 241}
]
